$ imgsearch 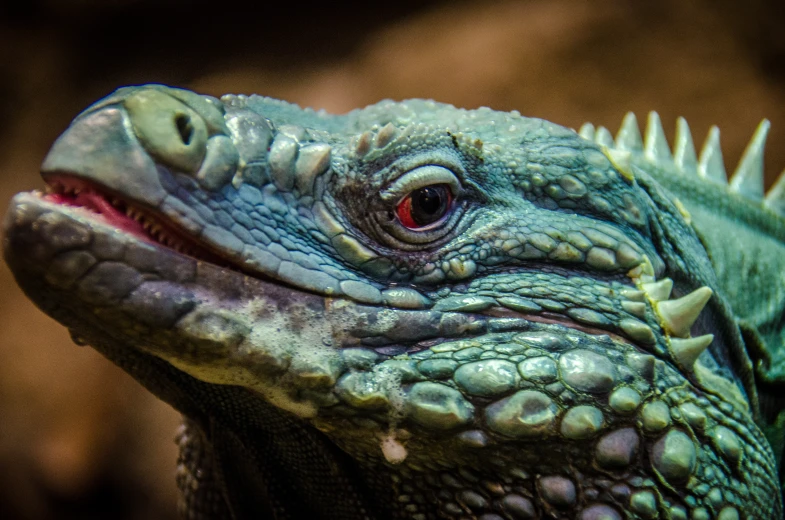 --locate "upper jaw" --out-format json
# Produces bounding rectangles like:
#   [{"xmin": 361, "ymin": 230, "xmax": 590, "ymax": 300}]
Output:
[{"xmin": 37, "ymin": 85, "xmax": 398, "ymax": 308}]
